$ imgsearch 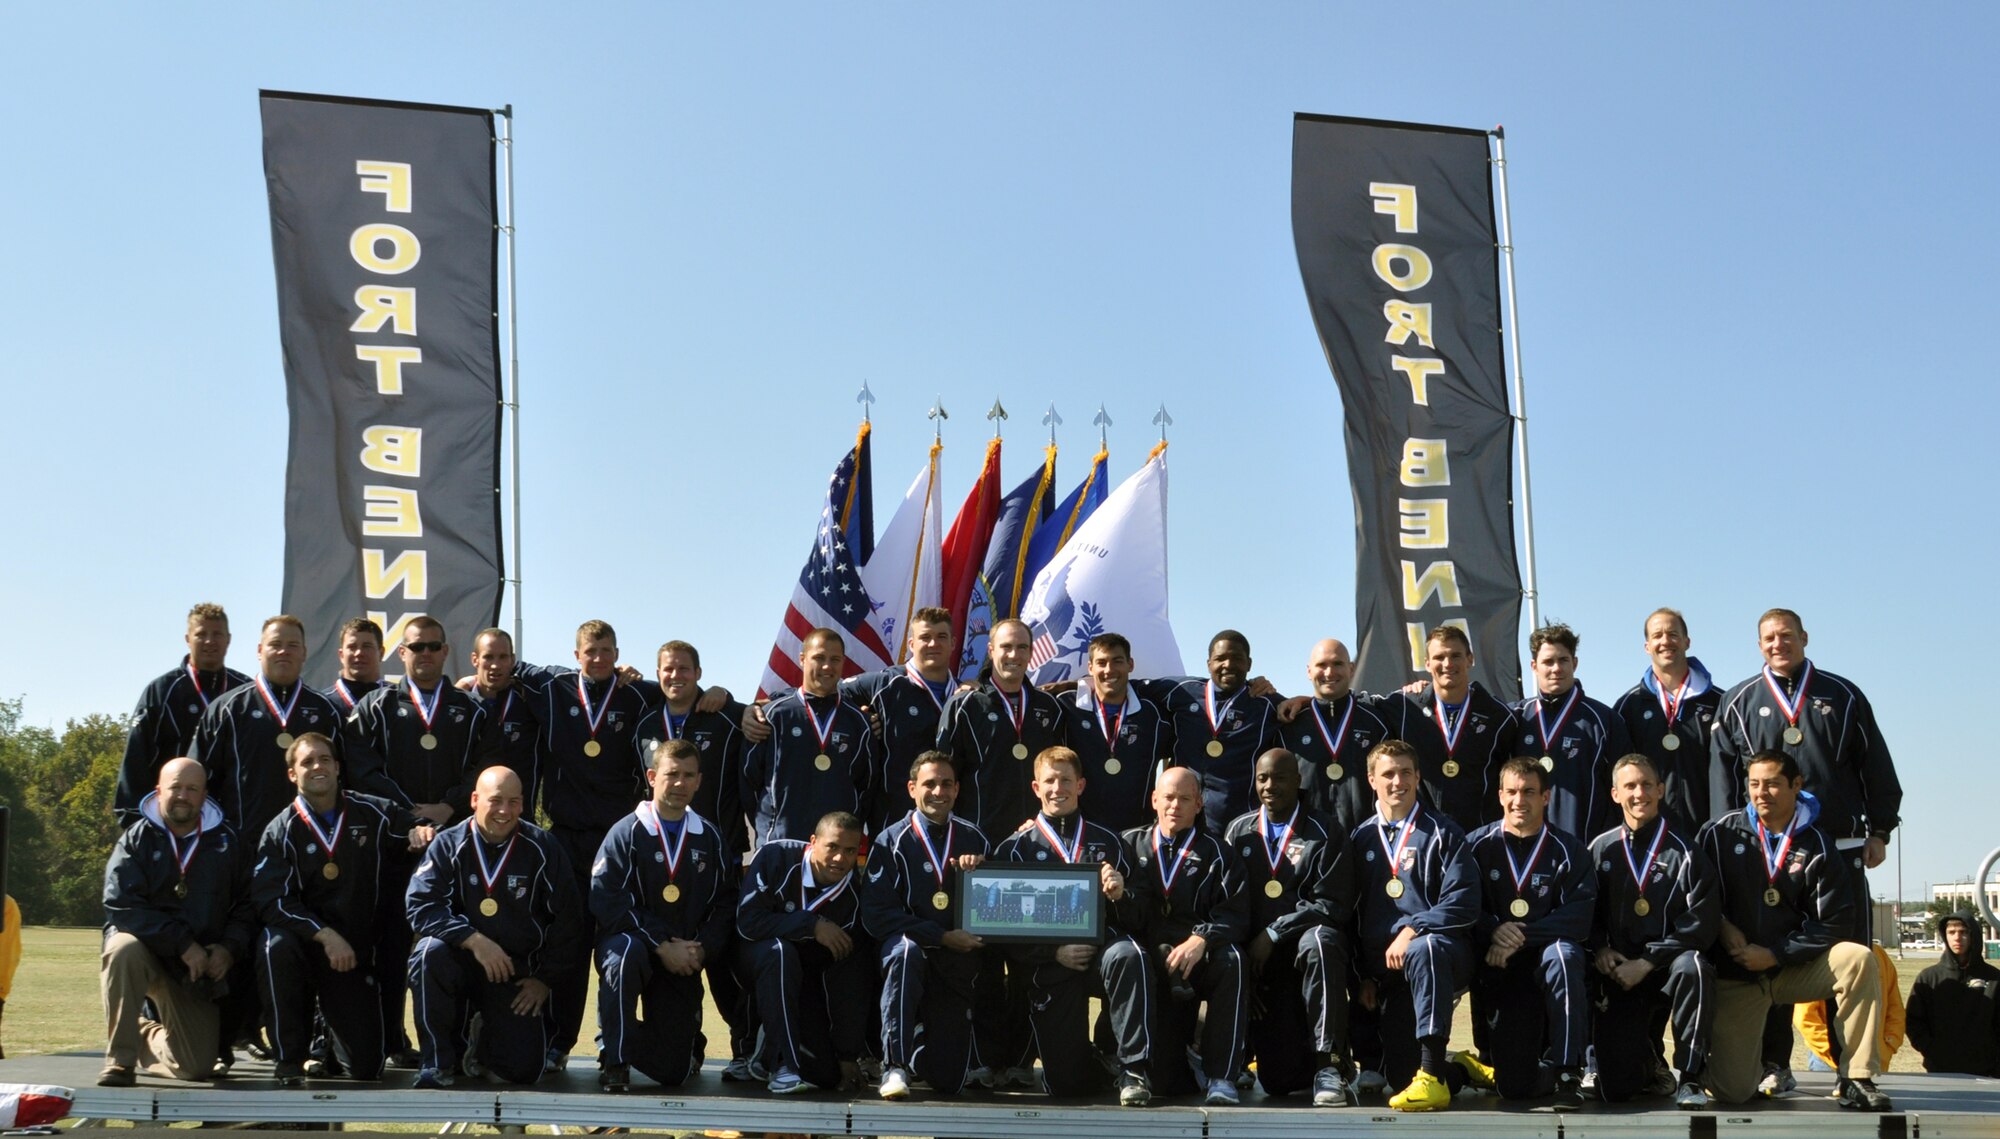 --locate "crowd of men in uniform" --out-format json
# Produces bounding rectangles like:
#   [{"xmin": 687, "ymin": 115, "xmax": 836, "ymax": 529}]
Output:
[{"xmin": 97, "ymin": 600, "xmax": 2000, "ymax": 1112}]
